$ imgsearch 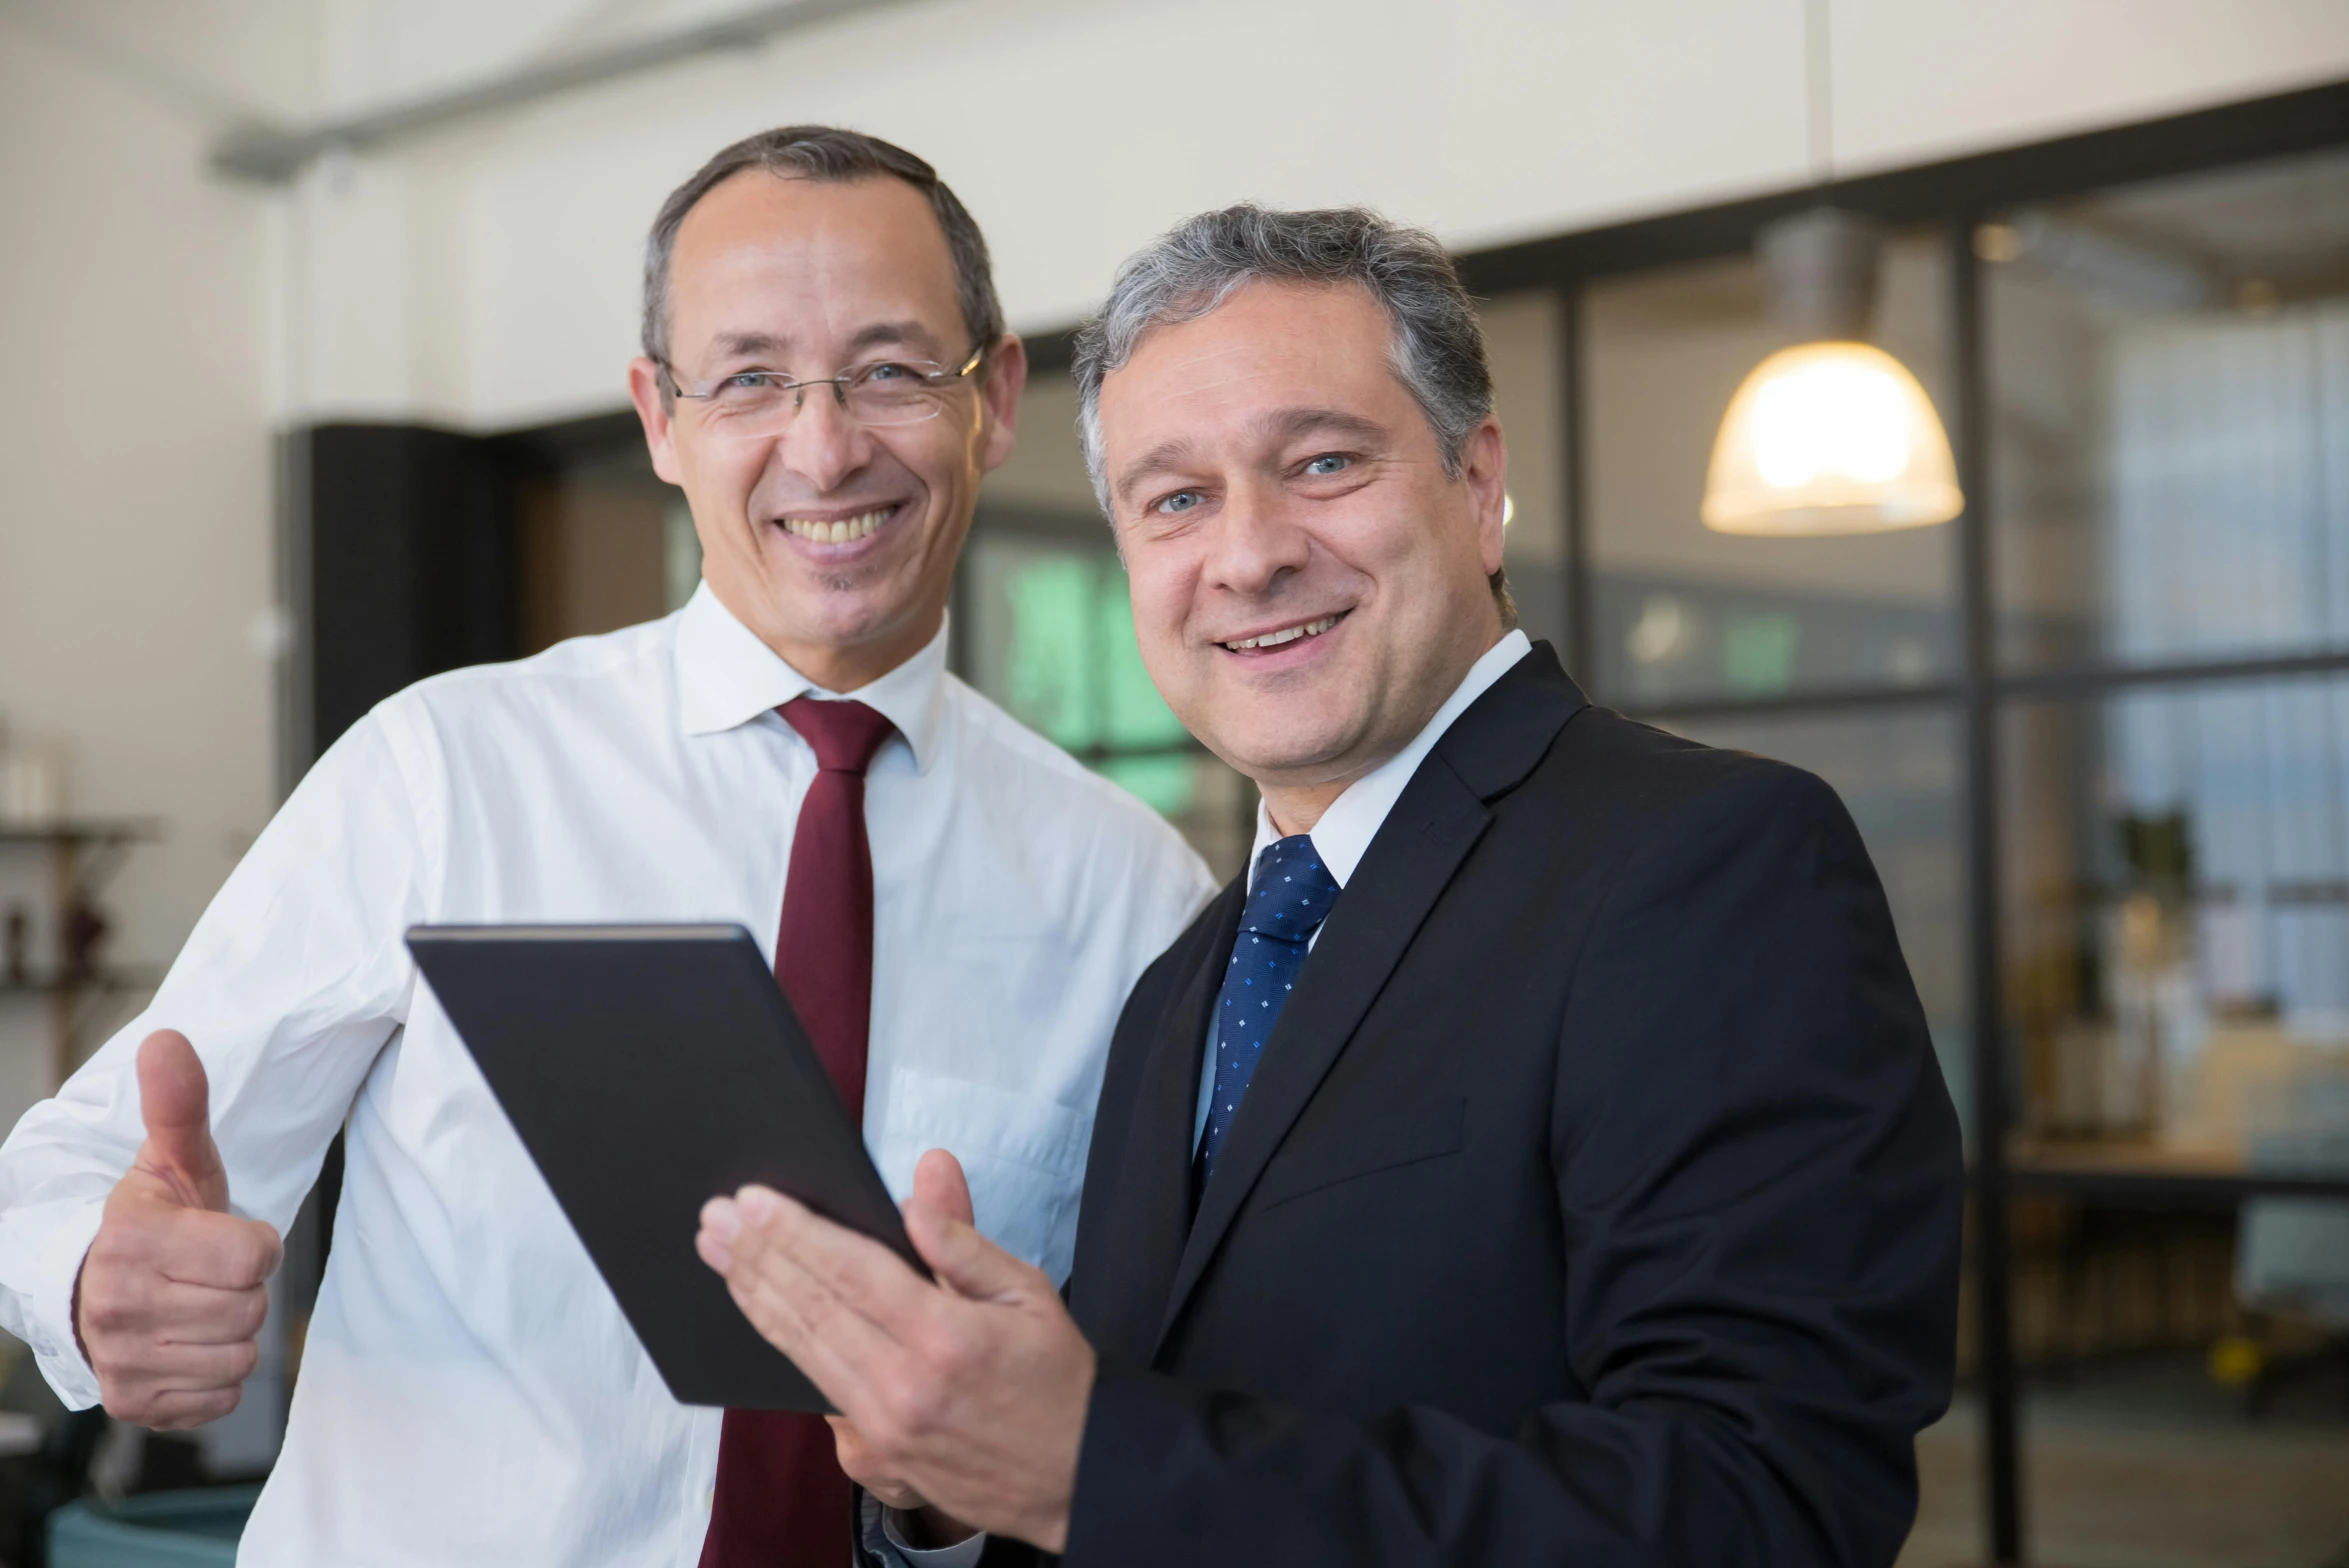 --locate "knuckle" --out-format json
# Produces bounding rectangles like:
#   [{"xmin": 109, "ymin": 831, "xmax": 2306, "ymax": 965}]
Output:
[
  {"xmin": 875, "ymin": 1368, "xmax": 943, "ymax": 1438},
  {"xmin": 102, "ymin": 1384, "xmax": 153, "ymax": 1423},
  {"xmin": 231, "ymin": 1237, "xmax": 274, "ymax": 1284},
  {"xmin": 913, "ymin": 1316, "xmax": 974, "ymax": 1379},
  {"xmin": 81, "ymin": 1282, "xmax": 134, "ymax": 1335}
]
